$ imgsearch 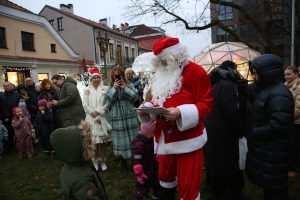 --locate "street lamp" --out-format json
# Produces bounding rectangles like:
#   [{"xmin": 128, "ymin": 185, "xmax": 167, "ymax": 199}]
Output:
[{"xmin": 97, "ymin": 32, "xmax": 109, "ymax": 81}]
